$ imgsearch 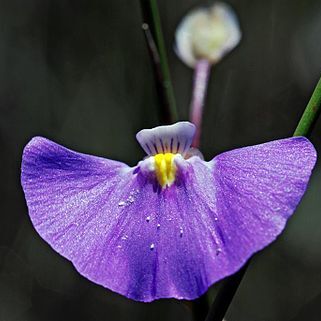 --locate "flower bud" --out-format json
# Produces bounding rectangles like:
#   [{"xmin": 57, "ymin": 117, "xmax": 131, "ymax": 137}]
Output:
[{"xmin": 175, "ymin": 2, "xmax": 241, "ymax": 67}]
